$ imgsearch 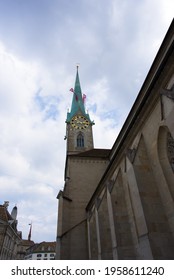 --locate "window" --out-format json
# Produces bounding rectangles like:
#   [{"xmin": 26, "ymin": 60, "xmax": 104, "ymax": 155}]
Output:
[
  {"xmin": 37, "ymin": 254, "xmax": 42, "ymax": 258},
  {"xmin": 77, "ymin": 133, "xmax": 84, "ymax": 147}
]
